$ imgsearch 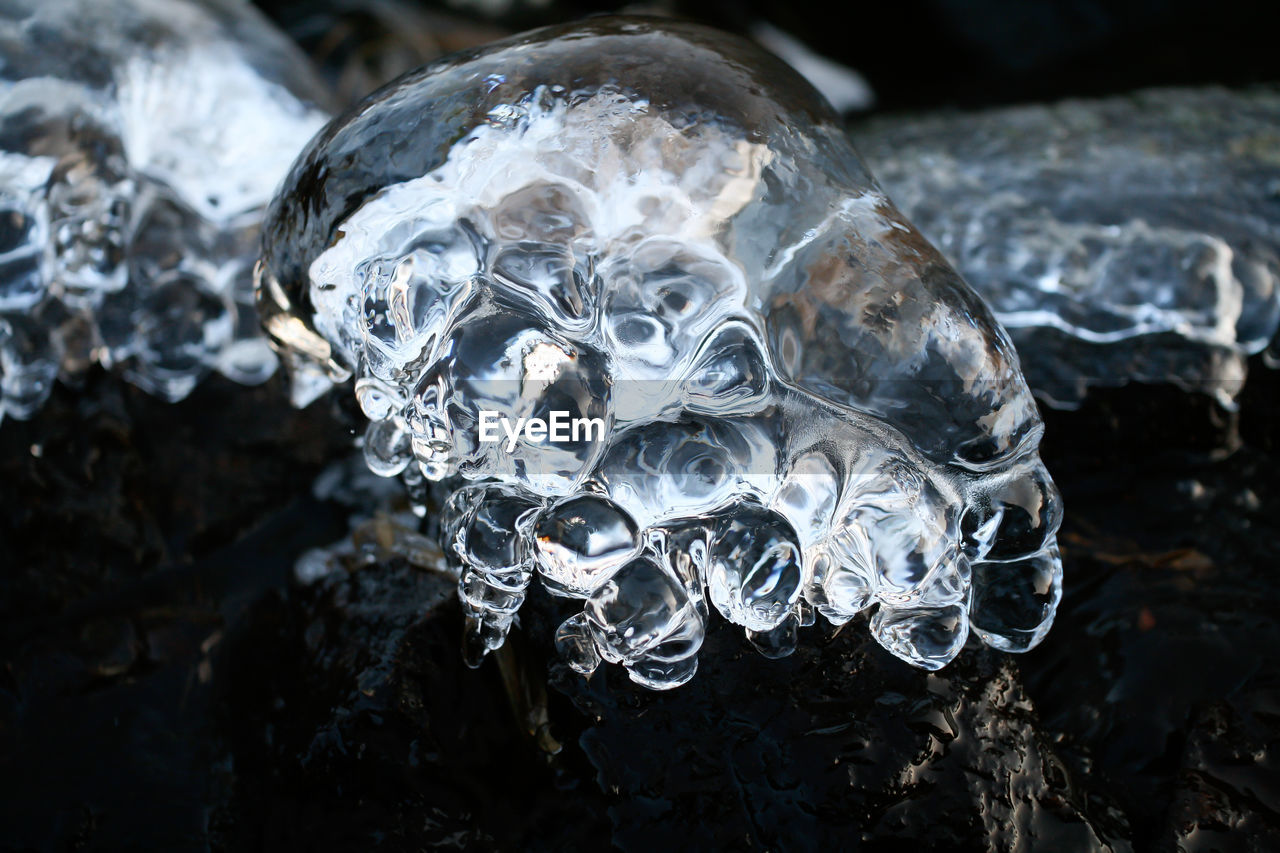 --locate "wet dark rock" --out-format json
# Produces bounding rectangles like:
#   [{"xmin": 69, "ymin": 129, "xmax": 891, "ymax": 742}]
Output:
[
  {"xmin": 0, "ymin": 372, "xmax": 349, "ymax": 850},
  {"xmin": 1015, "ymin": 359, "xmax": 1280, "ymax": 851},
  {"xmin": 210, "ymin": 551, "xmax": 1125, "ymax": 851},
  {"xmin": 212, "ymin": 556, "xmax": 611, "ymax": 851},
  {"xmin": 530, "ymin": 600, "xmax": 1126, "ymax": 851},
  {"xmin": 4, "ymin": 360, "xmax": 1280, "ymax": 850},
  {"xmin": 202, "ymin": 360, "xmax": 1280, "ymax": 851},
  {"xmin": 0, "ymin": 372, "xmax": 346, "ymax": 628},
  {"xmin": 1168, "ymin": 681, "xmax": 1280, "ymax": 852}
]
